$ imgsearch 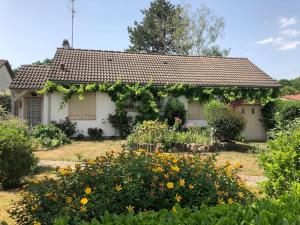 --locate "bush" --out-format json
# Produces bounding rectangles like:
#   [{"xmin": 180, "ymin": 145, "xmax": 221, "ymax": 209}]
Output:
[
  {"xmin": 87, "ymin": 127, "xmax": 103, "ymax": 139},
  {"xmin": 163, "ymin": 98, "xmax": 186, "ymax": 127},
  {"xmin": 32, "ymin": 124, "xmax": 71, "ymax": 149},
  {"xmin": 260, "ymin": 120, "xmax": 300, "ymax": 197},
  {"xmin": 0, "ymin": 118, "xmax": 37, "ymax": 189},
  {"xmin": 127, "ymin": 121, "xmax": 212, "ymax": 151},
  {"xmin": 52, "ymin": 117, "xmax": 77, "ymax": 137},
  {"xmin": 108, "ymin": 112, "xmax": 132, "ymax": 137},
  {"xmin": 261, "ymin": 99, "xmax": 300, "ymax": 131},
  {"xmin": 0, "ymin": 105, "xmax": 7, "ymax": 119},
  {"xmin": 10, "ymin": 150, "xmax": 252, "ymax": 224},
  {"xmin": 0, "ymin": 91, "xmax": 11, "ymax": 113},
  {"xmin": 54, "ymin": 190, "xmax": 300, "ymax": 225},
  {"xmin": 204, "ymin": 101, "xmax": 245, "ymax": 142}
]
